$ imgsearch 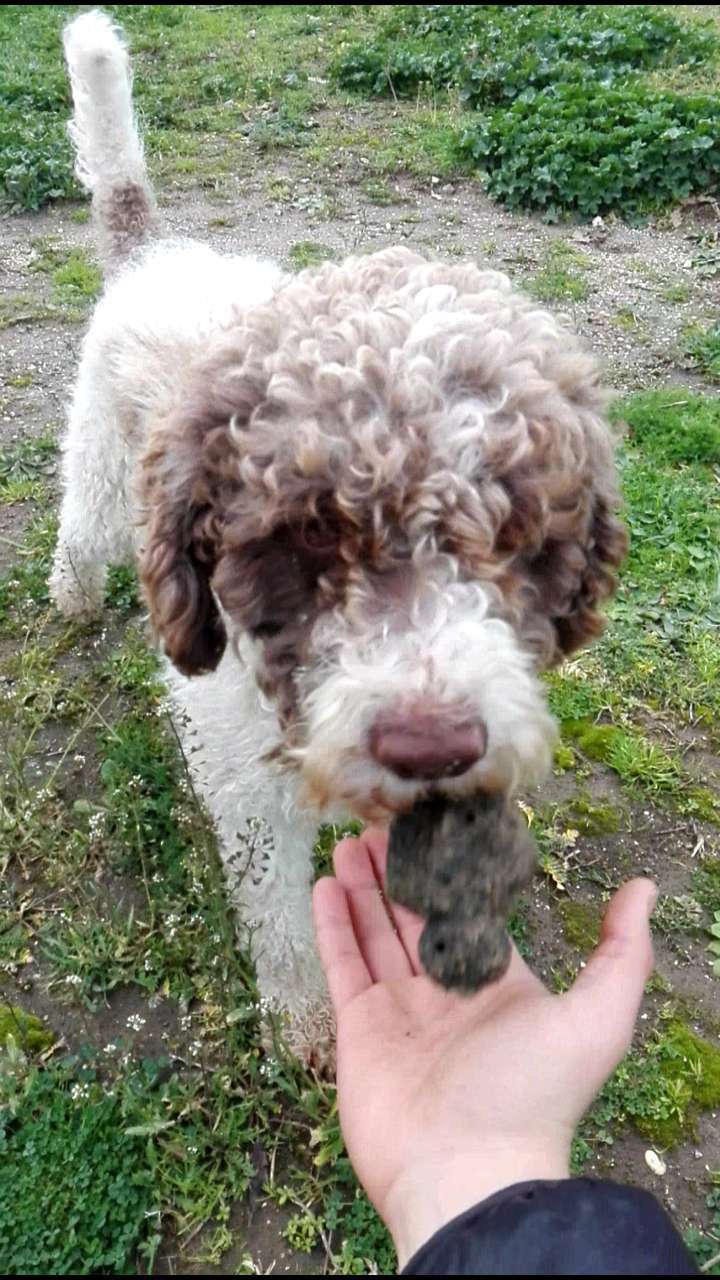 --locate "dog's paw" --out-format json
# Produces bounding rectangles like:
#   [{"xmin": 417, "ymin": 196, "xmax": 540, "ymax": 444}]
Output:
[{"xmin": 261, "ymin": 996, "xmax": 336, "ymax": 1078}]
